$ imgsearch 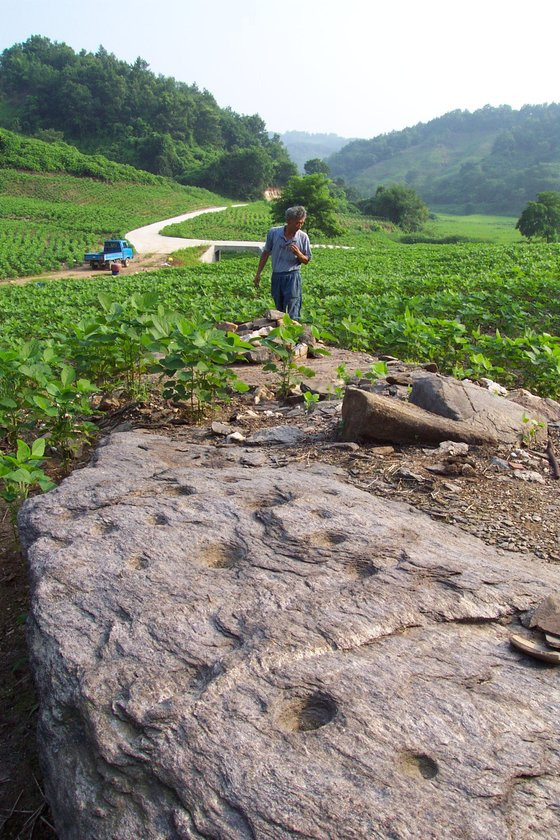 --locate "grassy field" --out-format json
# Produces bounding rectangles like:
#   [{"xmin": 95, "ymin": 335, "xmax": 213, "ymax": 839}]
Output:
[
  {"xmin": 162, "ymin": 201, "xmax": 522, "ymax": 245},
  {"xmin": 421, "ymin": 213, "xmax": 522, "ymax": 243}
]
